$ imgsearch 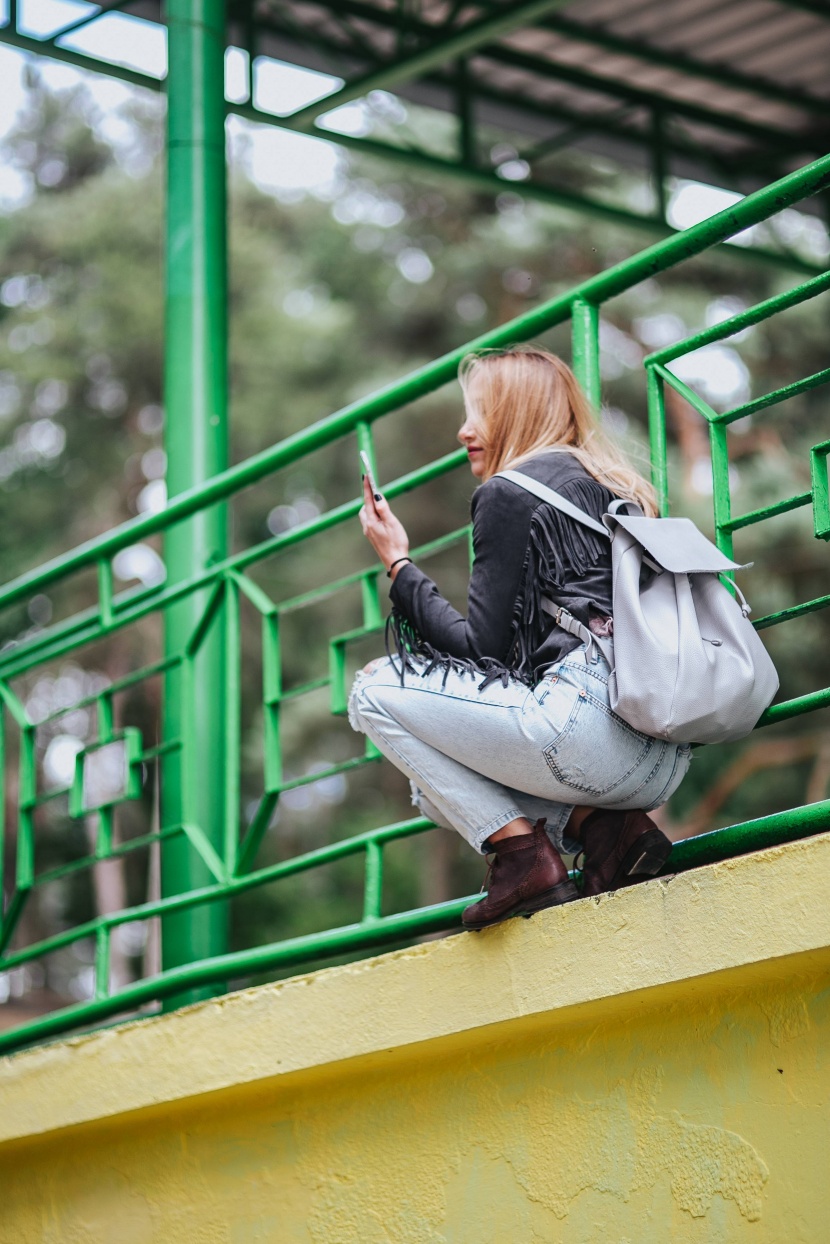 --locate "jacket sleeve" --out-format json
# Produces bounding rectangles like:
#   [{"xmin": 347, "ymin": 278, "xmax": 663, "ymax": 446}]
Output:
[{"xmin": 388, "ymin": 478, "xmax": 531, "ymax": 663}]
